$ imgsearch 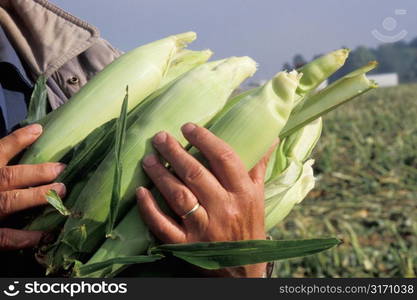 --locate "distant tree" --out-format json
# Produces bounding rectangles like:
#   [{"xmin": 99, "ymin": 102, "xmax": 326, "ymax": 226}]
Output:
[
  {"xmin": 401, "ymin": 52, "xmax": 417, "ymax": 82},
  {"xmin": 312, "ymin": 36, "xmax": 417, "ymax": 83},
  {"xmin": 391, "ymin": 40, "xmax": 408, "ymax": 49},
  {"xmin": 292, "ymin": 54, "xmax": 307, "ymax": 69},
  {"xmin": 346, "ymin": 46, "xmax": 377, "ymax": 72},
  {"xmin": 375, "ymin": 44, "xmax": 399, "ymax": 73},
  {"xmin": 282, "ymin": 62, "xmax": 292, "ymax": 71},
  {"xmin": 375, "ymin": 43, "xmax": 417, "ymax": 81},
  {"xmin": 409, "ymin": 37, "xmax": 417, "ymax": 48}
]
